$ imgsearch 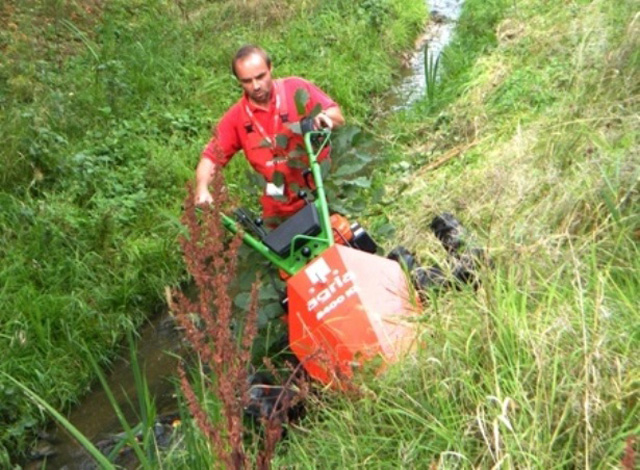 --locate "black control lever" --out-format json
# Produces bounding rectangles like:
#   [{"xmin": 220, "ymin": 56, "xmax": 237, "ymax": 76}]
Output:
[
  {"xmin": 300, "ymin": 116, "xmax": 323, "ymax": 148},
  {"xmin": 234, "ymin": 208, "xmax": 268, "ymax": 239}
]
